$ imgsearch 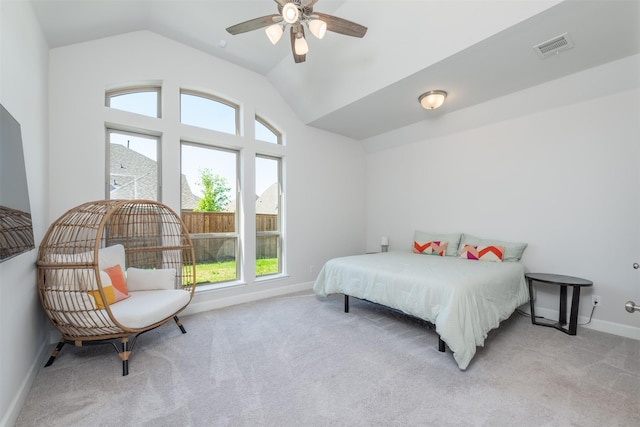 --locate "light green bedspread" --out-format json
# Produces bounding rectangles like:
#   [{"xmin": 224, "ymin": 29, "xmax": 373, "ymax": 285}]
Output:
[{"xmin": 313, "ymin": 251, "xmax": 529, "ymax": 370}]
